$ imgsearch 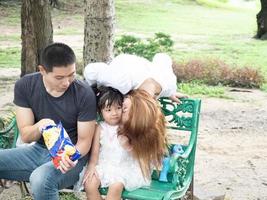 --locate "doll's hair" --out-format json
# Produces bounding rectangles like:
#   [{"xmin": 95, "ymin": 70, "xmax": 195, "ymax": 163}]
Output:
[{"xmin": 118, "ymin": 89, "xmax": 166, "ymax": 178}]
